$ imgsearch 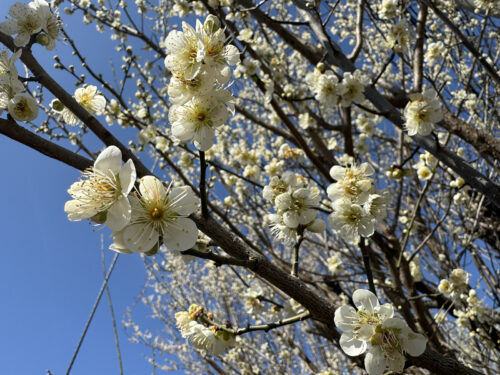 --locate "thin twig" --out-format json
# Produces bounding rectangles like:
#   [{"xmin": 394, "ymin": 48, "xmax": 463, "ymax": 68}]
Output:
[
  {"xmin": 360, "ymin": 240, "xmax": 376, "ymax": 296},
  {"xmin": 101, "ymin": 238, "xmax": 123, "ymax": 375},
  {"xmin": 199, "ymin": 150, "xmax": 209, "ymax": 218},
  {"xmin": 291, "ymin": 226, "xmax": 305, "ymax": 277},
  {"xmin": 66, "ymin": 253, "xmax": 120, "ymax": 375}
]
